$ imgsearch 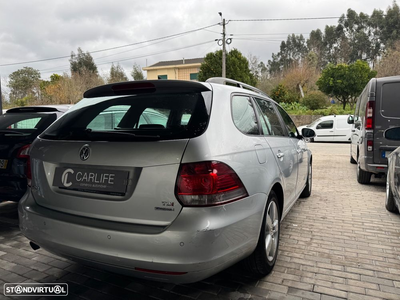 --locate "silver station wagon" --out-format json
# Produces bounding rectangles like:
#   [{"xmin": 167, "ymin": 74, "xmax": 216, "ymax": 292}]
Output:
[{"xmin": 19, "ymin": 78, "xmax": 314, "ymax": 283}]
